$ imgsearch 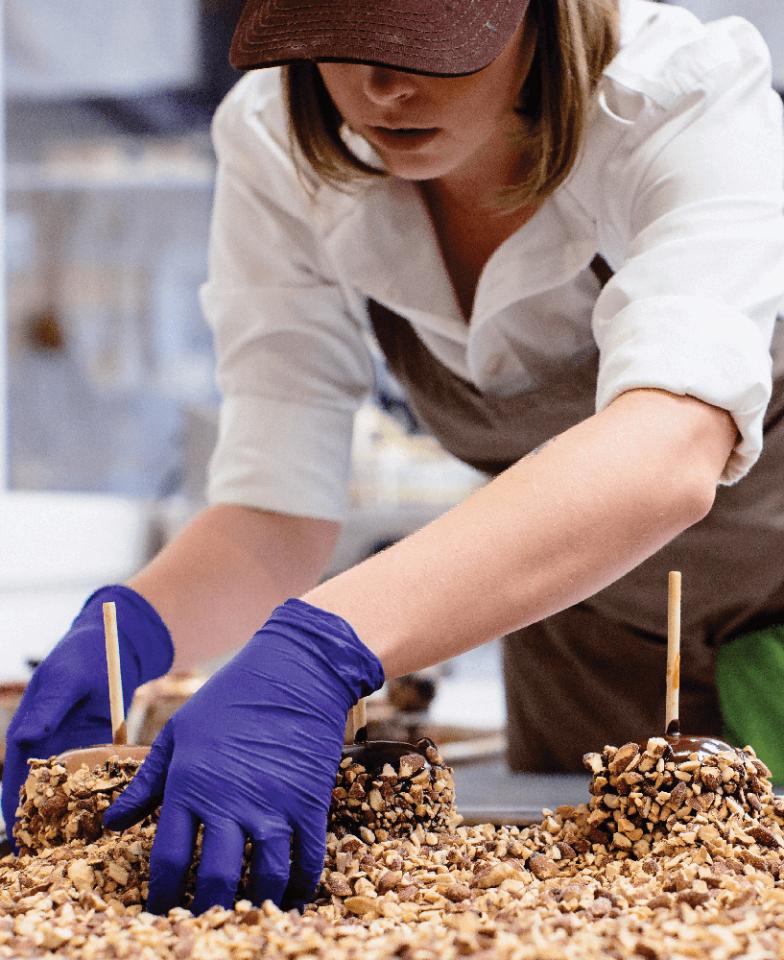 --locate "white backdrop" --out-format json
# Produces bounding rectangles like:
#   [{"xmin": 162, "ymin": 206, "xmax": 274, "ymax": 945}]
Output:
[
  {"xmin": 6, "ymin": 0, "xmax": 200, "ymax": 99},
  {"xmin": 668, "ymin": 0, "xmax": 784, "ymax": 89}
]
